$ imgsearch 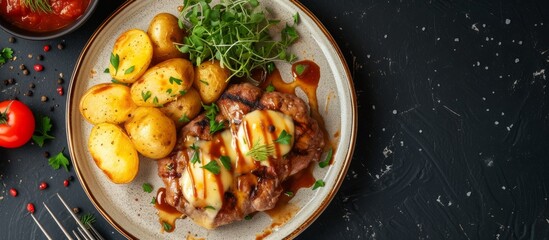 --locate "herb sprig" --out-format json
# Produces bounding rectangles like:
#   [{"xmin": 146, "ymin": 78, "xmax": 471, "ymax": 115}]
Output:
[
  {"xmin": 246, "ymin": 139, "xmax": 274, "ymax": 161},
  {"xmin": 22, "ymin": 0, "xmax": 52, "ymax": 13},
  {"xmin": 179, "ymin": 0, "xmax": 299, "ymax": 81}
]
